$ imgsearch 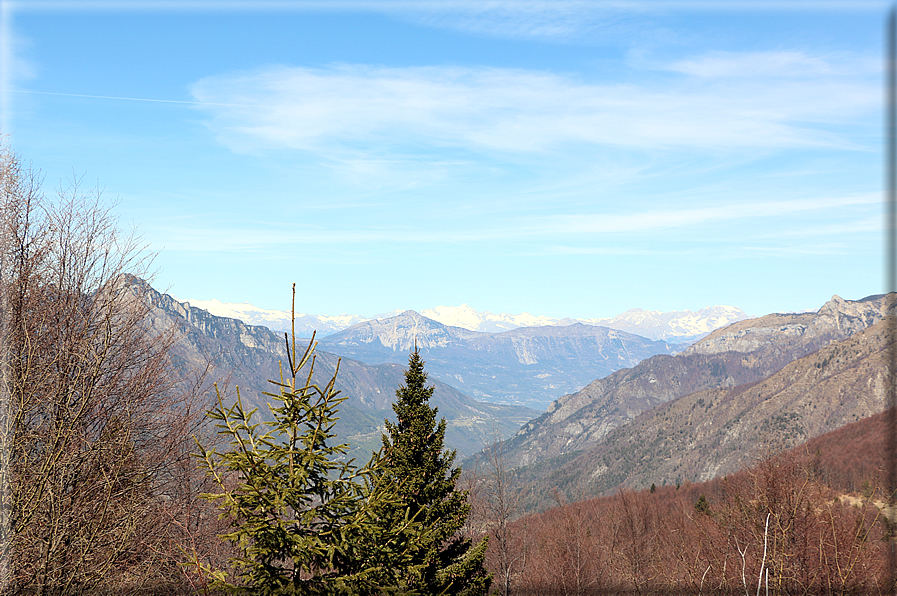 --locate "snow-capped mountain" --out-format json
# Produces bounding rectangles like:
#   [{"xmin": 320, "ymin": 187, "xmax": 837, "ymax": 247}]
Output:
[
  {"xmin": 419, "ymin": 304, "xmax": 557, "ymax": 333},
  {"xmin": 575, "ymin": 305, "xmax": 751, "ymax": 343},
  {"xmin": 417, "ymin": 304, "xmax": 750, "ymax": 342},
  {"xmin": 181, "ymin": 298, "xmax": 750, "ymax": 343}
]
